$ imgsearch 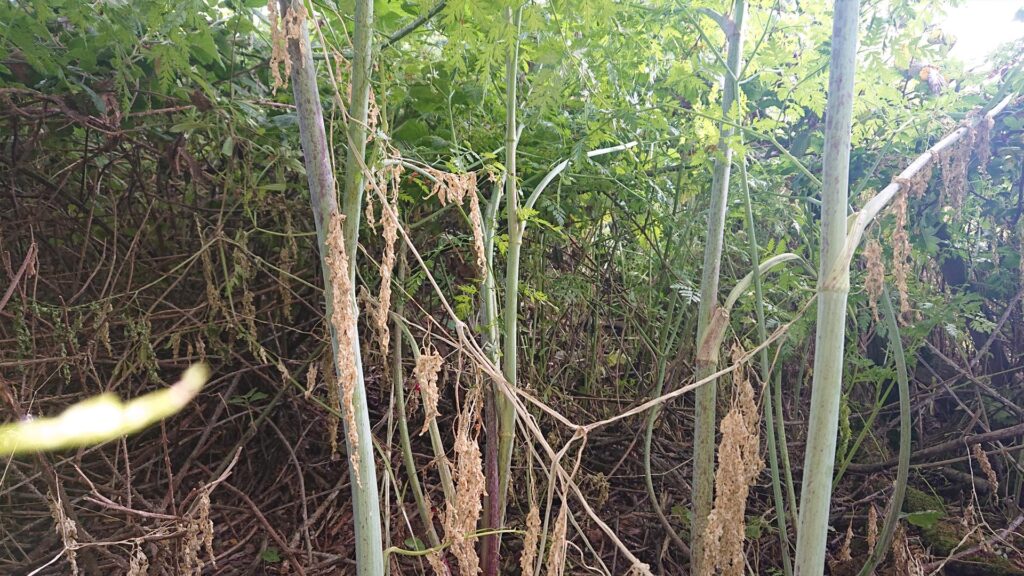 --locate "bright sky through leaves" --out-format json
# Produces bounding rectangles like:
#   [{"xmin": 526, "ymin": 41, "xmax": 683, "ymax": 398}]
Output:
[{"xmin": 943, "ymin": 0, "xmax": 1024, "ymax": 66}]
